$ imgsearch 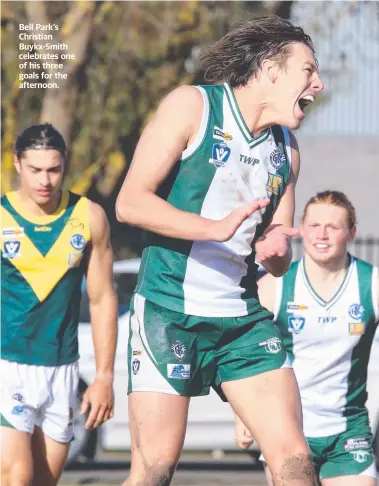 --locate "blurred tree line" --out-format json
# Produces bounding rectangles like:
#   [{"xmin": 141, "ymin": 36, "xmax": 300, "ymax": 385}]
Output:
[{"xmin": 1, "ymin": 0, "xmax": 293, "ymax": 258}]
